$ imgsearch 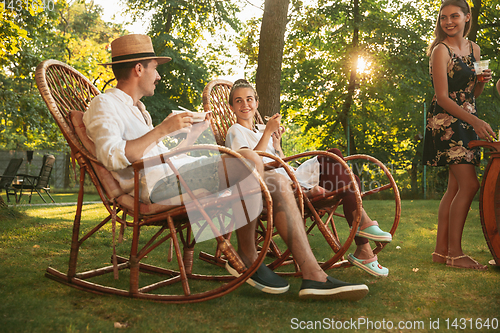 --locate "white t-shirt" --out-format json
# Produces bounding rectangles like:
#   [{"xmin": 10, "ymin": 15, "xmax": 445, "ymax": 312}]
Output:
[
  {"xmin": 83, "ymin": 88, "xmax": 201, "ymax": 202},
  {"xmin": 226, "ymin": 123, "xmax": 320, "ymax": 189}
]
